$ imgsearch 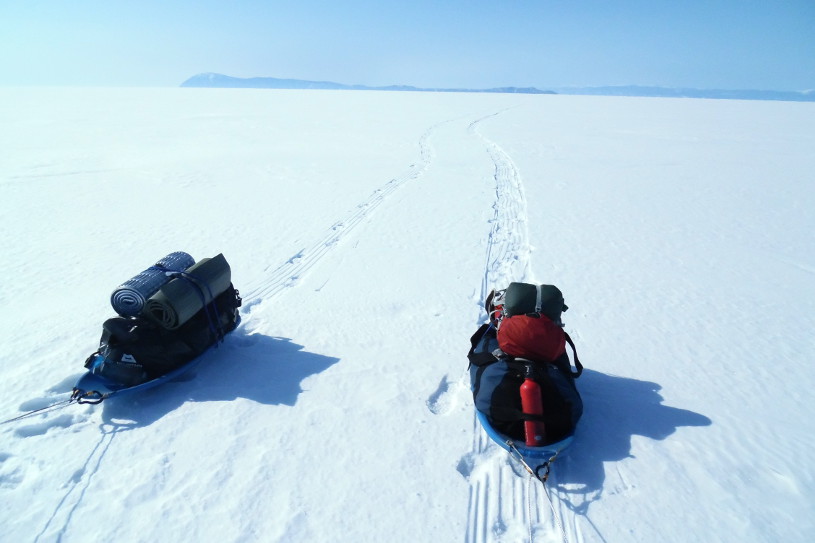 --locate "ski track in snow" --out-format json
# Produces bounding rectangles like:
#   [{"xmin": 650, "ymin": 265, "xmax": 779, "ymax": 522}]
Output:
[
  {"xmin": 462, "ymin": 112, "xmax": 580, "ymax": 543},
  {"xmin": 240, "ymin": 125, "xmax": 437, "ymax": 310},
  {"xmin": 236, "ymin": 106, "xmax": 569, "ymax": 540},
  {"xmin": 33, "ymin": 427, "xmax": 119, "ymax": 543},
  {"xmin": 2, "ymin": 120, "xmax": 442, "ymax": 540},
  {"xmin": 472, "ymin": 111, "xmax": 533, "ymax": 305},
  {"xmin": 2, "ymin": 90, "xmax": 812, "ymax": 543},
  {"xmin": 1, "ymin": 110, "xmax": 573, "ymax": 542}
]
